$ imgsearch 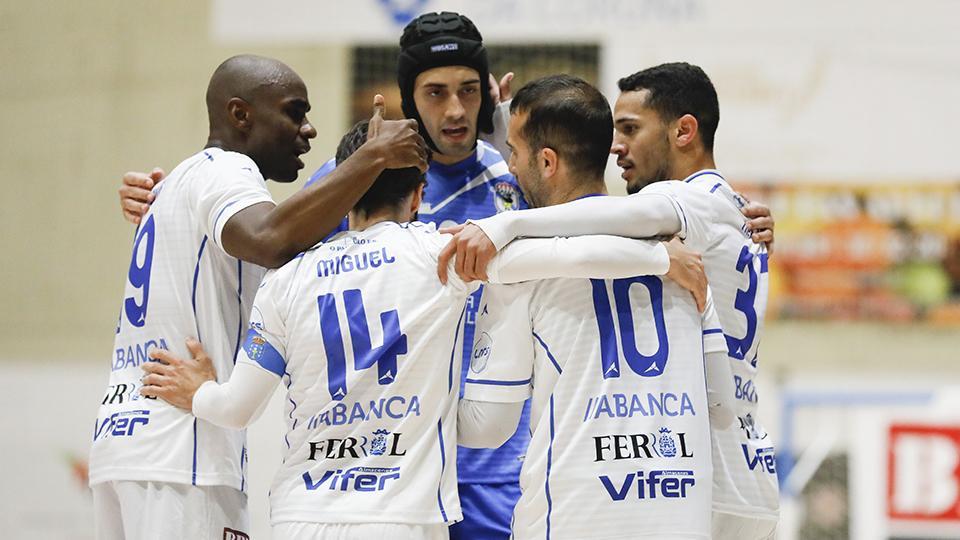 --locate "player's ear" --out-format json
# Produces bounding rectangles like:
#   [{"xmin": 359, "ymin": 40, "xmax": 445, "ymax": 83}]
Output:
[
  {"xmin": 408, "ymin": 182, "xmax": 425, "ymax": 217},
  {"xmin": 675, "ymin": 114, "xmax": 699, "ymax": 149},
  {"xmin": 539, "ymin": 147, "xmax": 559, "ymax": 178},
  {"xmin": 226, "ymin": 97, "xmax": 253, "ymax": 132}
]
